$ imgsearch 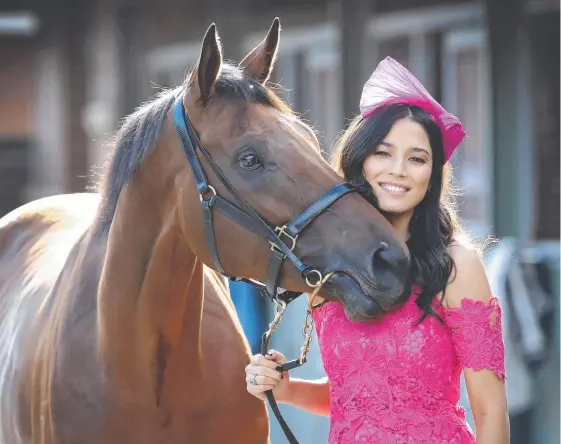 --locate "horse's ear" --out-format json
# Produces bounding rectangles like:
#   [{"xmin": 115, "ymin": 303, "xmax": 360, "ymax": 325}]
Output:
[
  {"xmin": 238, "ymin": 17, "xmax": 280, "ymax": 84},
  {"xmin": 190, "ymin": 23, "xmax": 223, "ymax": 105}
]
